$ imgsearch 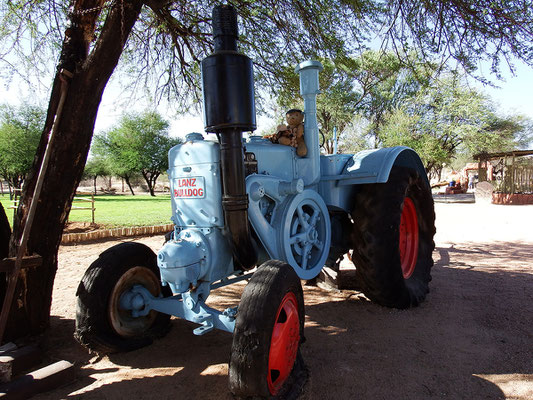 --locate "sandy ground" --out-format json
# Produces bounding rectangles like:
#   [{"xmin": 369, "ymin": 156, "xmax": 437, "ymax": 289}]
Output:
[{"xmin": 31, "ymin": 202, "xmax": 532, "ymax": 400}]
